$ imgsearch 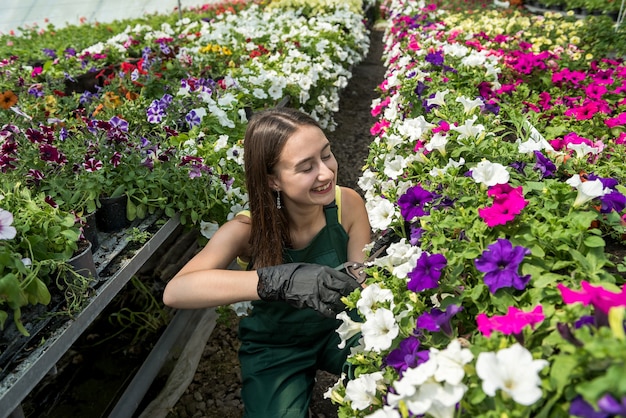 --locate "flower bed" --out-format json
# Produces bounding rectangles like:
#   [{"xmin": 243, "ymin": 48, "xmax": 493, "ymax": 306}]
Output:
[
  {"xmin": 0, "ymin": 0, "xmax": 371, "ymax": 335},
  {"xmin": 327, "ymin": 1, "xmax": 626, "ymax": 417}
]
